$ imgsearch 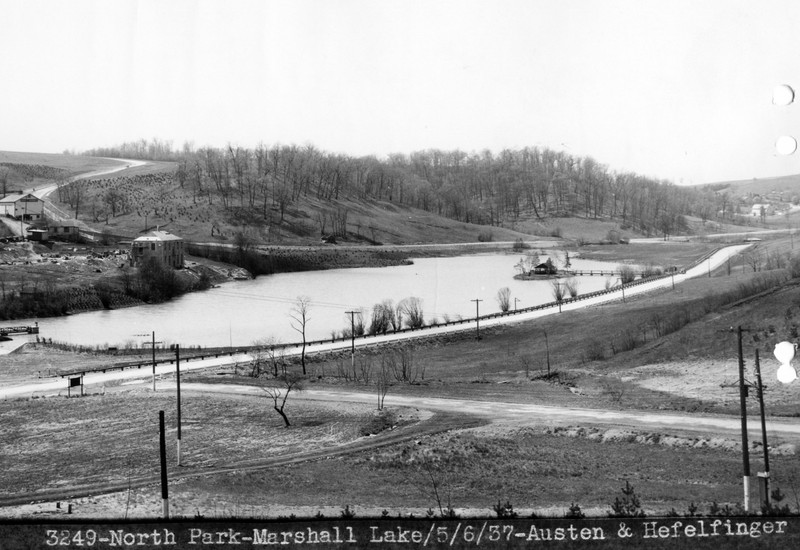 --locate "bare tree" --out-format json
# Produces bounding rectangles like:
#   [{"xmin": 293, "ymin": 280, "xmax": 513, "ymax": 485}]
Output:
[
  {"xmin": 743, "ymin": 248, "xmax": 763, "ymax": 272},
  {"xmin": 377, "ymin": 358, "xmax": 391, "ymax": 410},
  {"xmin": 523, "ymin": 251, "xmax": 540, "ymax": 273},
  {"xmin": 261, "ymin": 373, "xmax": 305, "ymax": 427},
  {"xmin": 496, "ymin": 287, "xmax": 511, "ymax": 312},
  {"xmin": 251, "ymin": 337, "xmax": 285, "ymax": 377},
  {"xmin": 564, "ymin": 277, "xmax": 579, "ymax": 298},
  {"xmin": 0, "ymin": 167, "xmax": 10, "ymax": 197},
  {"xmin": 398, "ymin": 297, "xmax": 424, "ymax": 329},
  {"xmin": 551, "ymin": 280, "xmax": 565, "ymax": 302},
  {"xmin": 290, "ymin": 296, "xmax": 311, "ymax": 375},
  {"xmin": 368, "ymin": 300, "xmax": 395, "ymax": 334}
]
